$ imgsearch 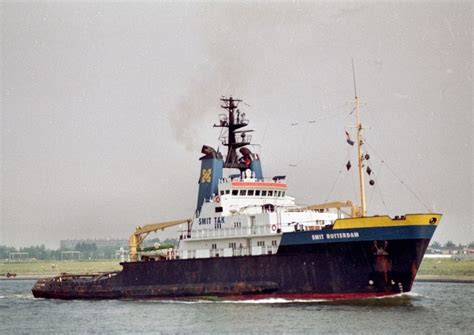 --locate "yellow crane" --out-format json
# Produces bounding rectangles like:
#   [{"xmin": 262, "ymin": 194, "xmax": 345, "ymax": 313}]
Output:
[{"xmin": 128, "ymin": 218, "xmax": 191, "ymax": 262}]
